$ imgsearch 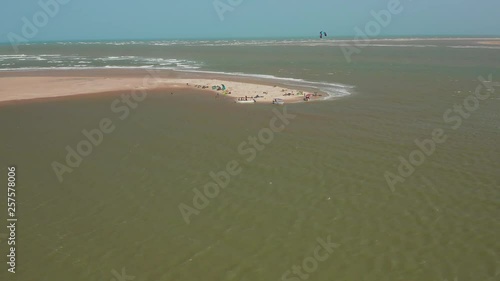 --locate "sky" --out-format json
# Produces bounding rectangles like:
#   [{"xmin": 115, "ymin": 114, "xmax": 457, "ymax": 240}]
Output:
[{"xmin": 1, "ymin": 0, "xmax": 499, "ymax": 43}]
